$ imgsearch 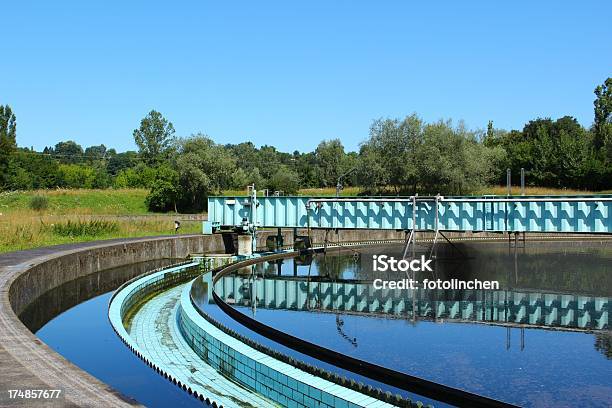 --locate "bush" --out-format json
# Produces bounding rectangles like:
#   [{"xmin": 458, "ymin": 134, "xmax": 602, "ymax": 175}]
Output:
[
  {"xmin": 29, "ymin": 195, "xmax": 49, "ymax": 211},
  {"xmin": 267, "ymin": 165, "xmax": 300, "ymax": 194},
  {"xmin": 146, "ymin": 166, "xmax": 180, "ymax": 212},
  {"xmin": 51, "ymin": 219, "xmax": 118, "ymax": 237}
]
